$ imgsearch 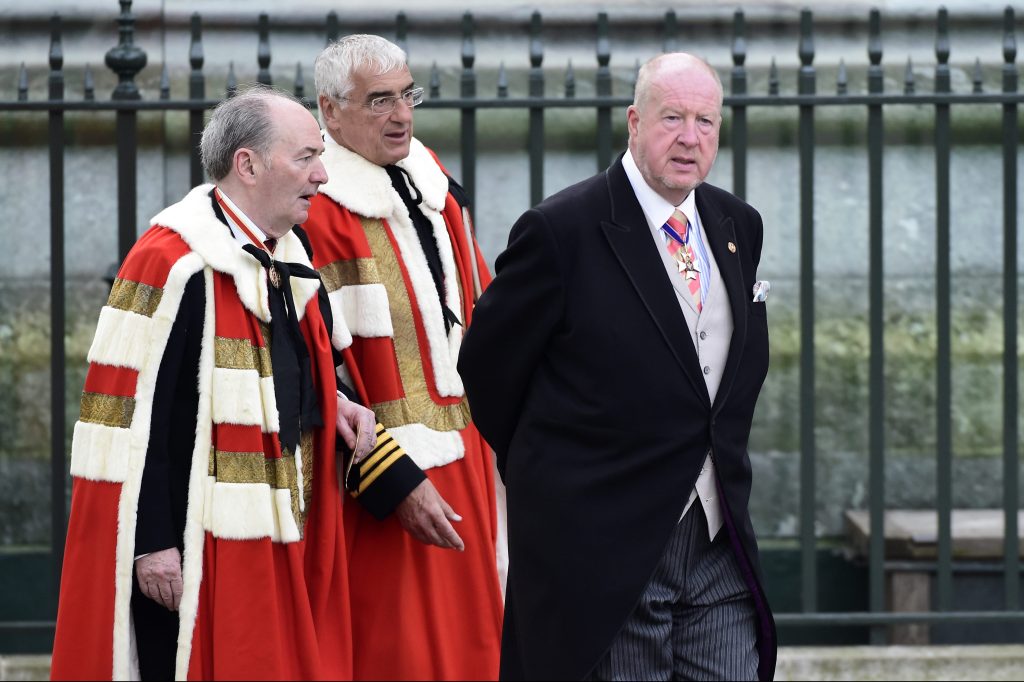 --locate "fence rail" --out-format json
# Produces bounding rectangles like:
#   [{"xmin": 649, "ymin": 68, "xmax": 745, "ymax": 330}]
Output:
[{"xmin": 0, "ymin": 0, "xmax": 1021, "ymax": 647}]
